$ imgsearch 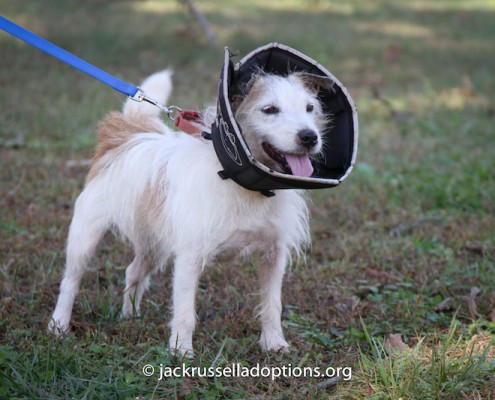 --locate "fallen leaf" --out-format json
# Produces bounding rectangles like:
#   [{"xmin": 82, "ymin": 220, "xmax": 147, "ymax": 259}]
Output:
[
  {"xmin": 464, "ymin": 243, "xmax": 485, "ymax": 256},
  {"xmin": 468, "ymin": 287, "xmax": 481, "ymax": 320},
  {"xmin": 384, "ymin": 333, "xmax": 409, "ymax": 355},
  {"xmin": 365, "ymin": 378, "xmax": 374, "ymax": 396},
  {"xmin": 383, "ymin": 43, "xmax": 400, "ymax": 63},
  {"xmin": 179, "ymin": 378, "xmax": 194, "ymax": 398},
  {"xmin": 434, "ymin": 297, "xmax": 454, "ymax": 312},
  {"xmin": 0, "ymin": 297, "xmax": 14, "ymax": 318},
  {"xmin": 2, "ymin": 134, "xmax": 26, "ymax": 149}
]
